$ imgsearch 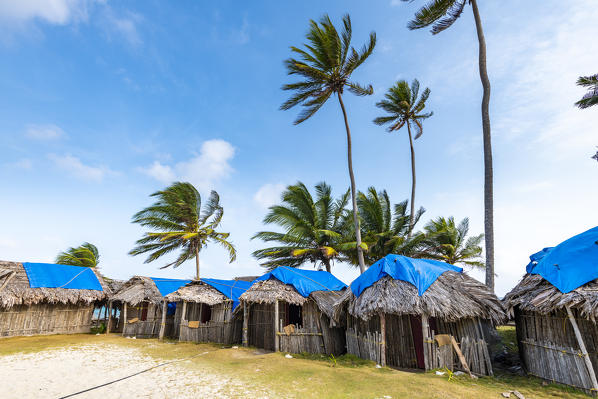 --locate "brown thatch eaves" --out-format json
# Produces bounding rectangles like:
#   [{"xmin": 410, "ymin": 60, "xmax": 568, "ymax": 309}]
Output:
[
  {"xmin": 334, "ymin": 271, "xmax": 505, "ymax": 325},
  {"xmin": 239, "ymin": 278, "xmax": 345, "ymax": 320},
  {"xmin": 165, "ymin": 280, "xmax": 228, "ymax": 305},
  {"xmin": 110, "ymin": 276, "xmax": 164, "ymax": 306},
  {"xmin": 0, "ymin": 261, "xmax": 109, "ymax": 309},
  {"xmin": 504, "ymin": 273, "xmax": 598, "ymax": 321}
]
